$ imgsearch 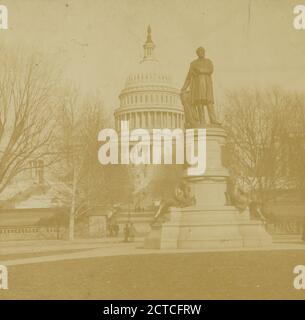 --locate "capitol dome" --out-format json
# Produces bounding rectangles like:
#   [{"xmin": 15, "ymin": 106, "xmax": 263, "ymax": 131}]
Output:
[
  {"xmin": 124, "ymin": 60, "xmax": 173, "ymax": 89},
  {"xmin": 114, "ymin": 26, "xmax": 184, "ymax": 131}
]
